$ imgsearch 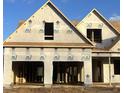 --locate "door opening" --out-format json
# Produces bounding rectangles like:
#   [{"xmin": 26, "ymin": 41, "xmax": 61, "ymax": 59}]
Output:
[{"xmin": 92, "ymin": 60, "xmax": 103, "ymax": 82}]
